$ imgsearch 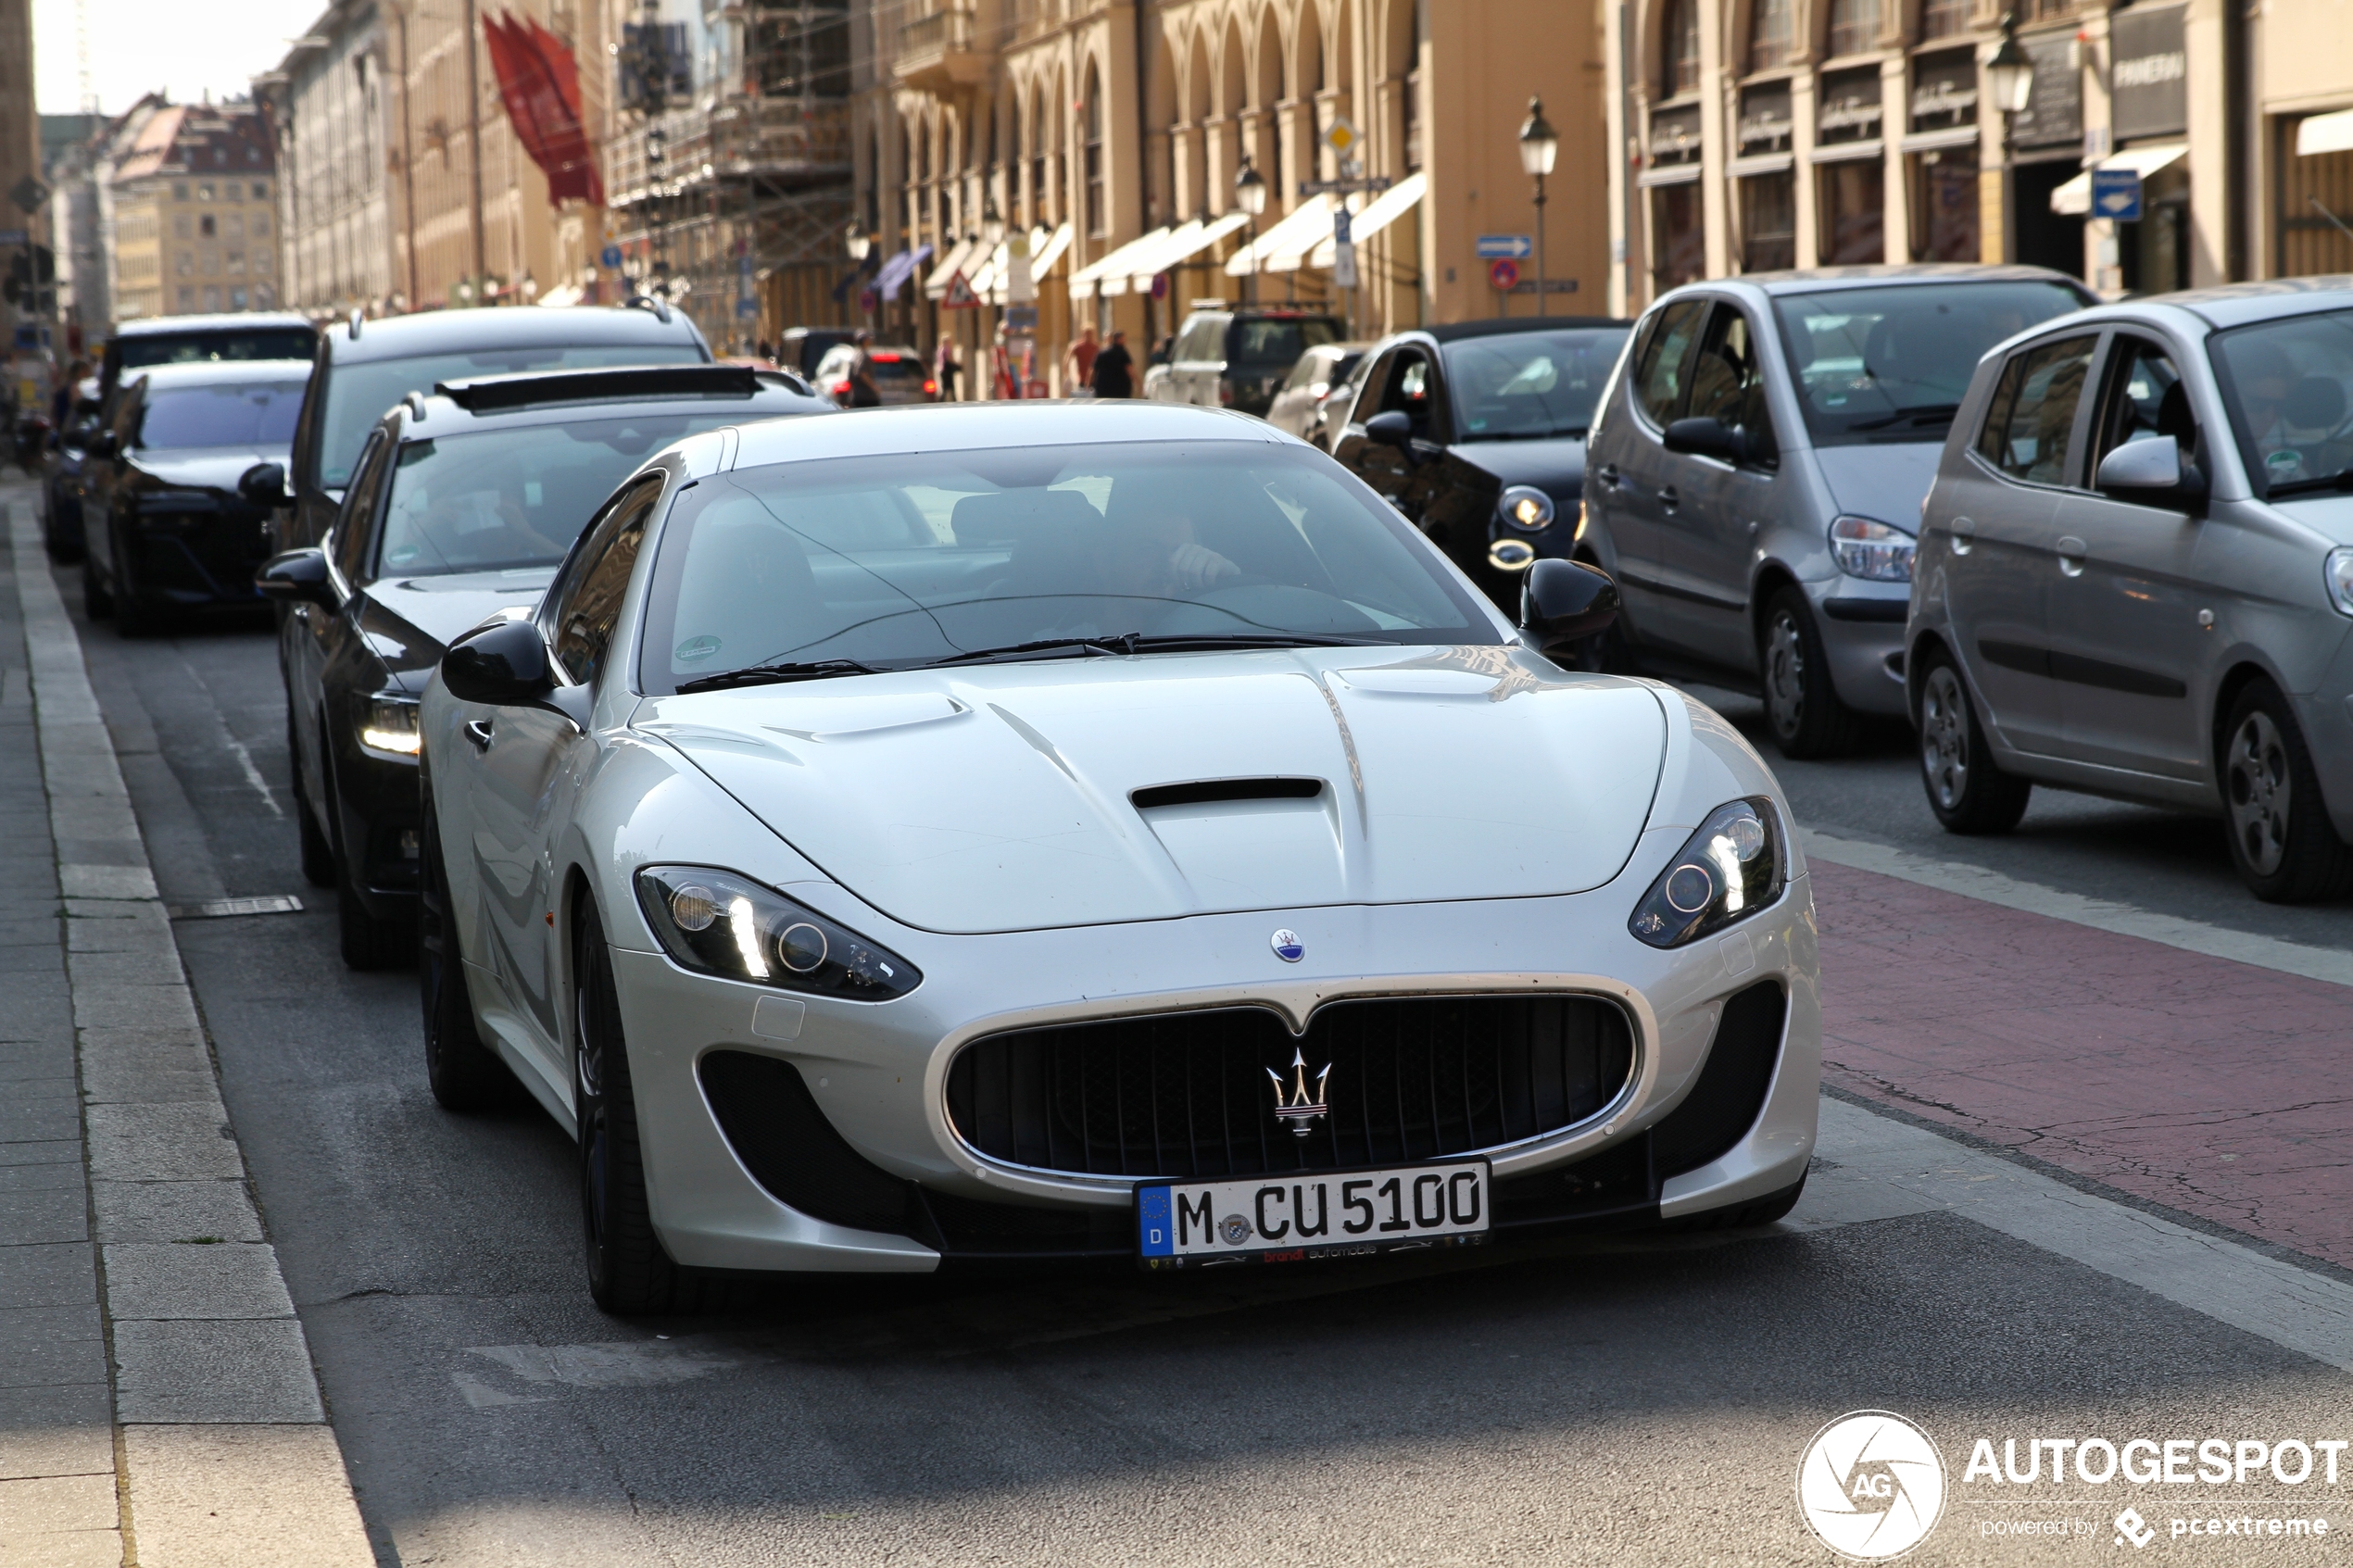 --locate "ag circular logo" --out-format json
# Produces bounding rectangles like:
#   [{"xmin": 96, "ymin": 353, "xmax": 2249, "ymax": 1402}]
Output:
[
  {"xmin": 1218, "ymin": 1213, "xmax": 1252, "ymax": 1246},
  {"xmin": 1796, "ymin": 1411, "xmax": 1946, "ymax": 1560}
]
